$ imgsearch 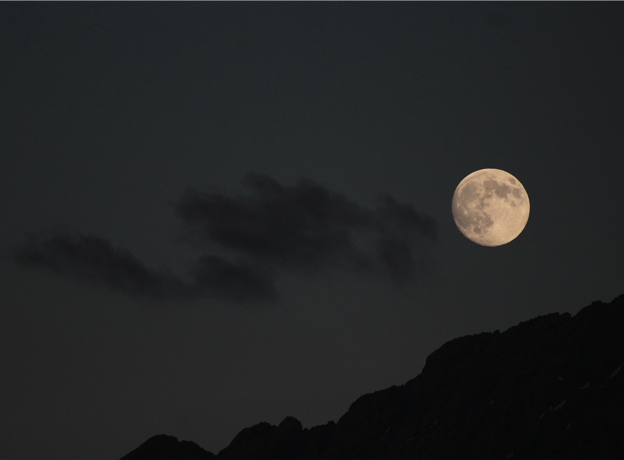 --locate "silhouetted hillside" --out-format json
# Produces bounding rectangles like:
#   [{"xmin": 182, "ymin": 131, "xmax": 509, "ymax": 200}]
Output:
[
  {"xmin": 121, "ymin": 434, "xmax": 214, "ymax": 459},
  {"xmin": 121, "ymin": 294, "xmax": 624, "ymax": 459}
]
